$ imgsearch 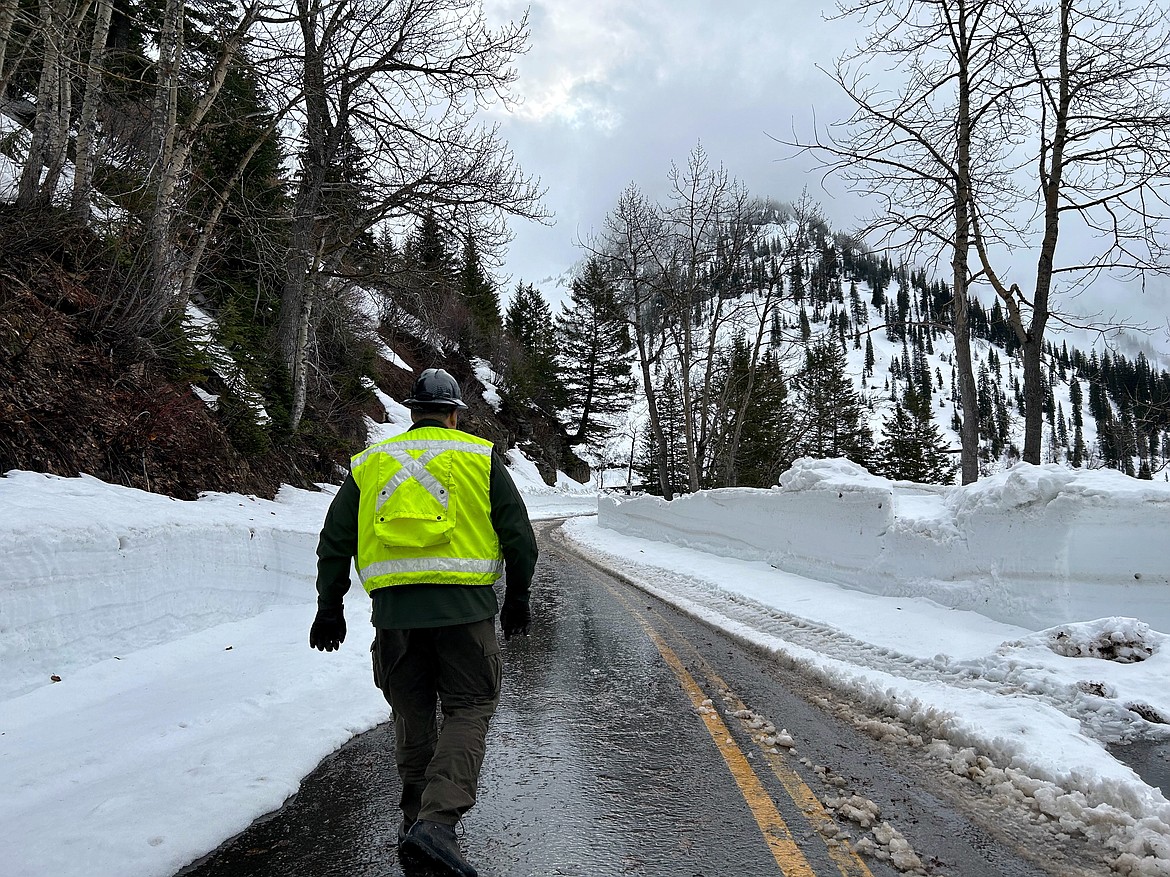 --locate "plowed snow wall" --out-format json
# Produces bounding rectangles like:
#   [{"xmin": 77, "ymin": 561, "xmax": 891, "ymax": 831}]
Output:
[{"xmin": 598, "ymin": 467, "xmax": 1170, "ymax": 633}]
